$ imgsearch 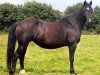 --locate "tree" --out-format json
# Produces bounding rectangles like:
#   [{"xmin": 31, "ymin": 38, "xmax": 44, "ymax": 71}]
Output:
[
  {"xmin": 92, "ymin": 6, "xmax": 100, "ymax": 34},
  {"xmin": 93, "ymin": 6, "xmax": 100, "ymax": 26},
  {"xmin": 0, "ymin": 3, "xmax": 16, "ymax": 30},
  {"xmin": 64, "ymin": 3, "xmax": 82, "ymax": 16},
  {"xmin": 0, "ymin": 1, "xmax": 62, "ymax": 31},
  {"xmin": 24, "ymin": 1, "xmax": 62, "ymax": 21}
]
